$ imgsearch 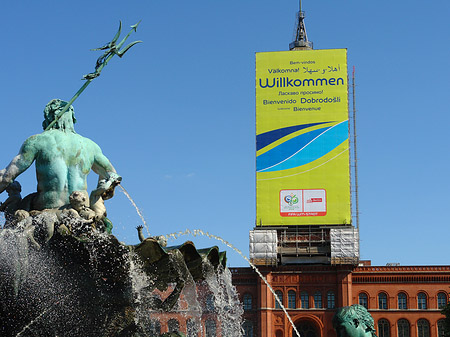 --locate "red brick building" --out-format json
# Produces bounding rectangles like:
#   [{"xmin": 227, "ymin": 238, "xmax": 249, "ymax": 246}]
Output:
[{"xmin": 231, "ymin": 263, "xmax": 450, "ymax": 337}]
